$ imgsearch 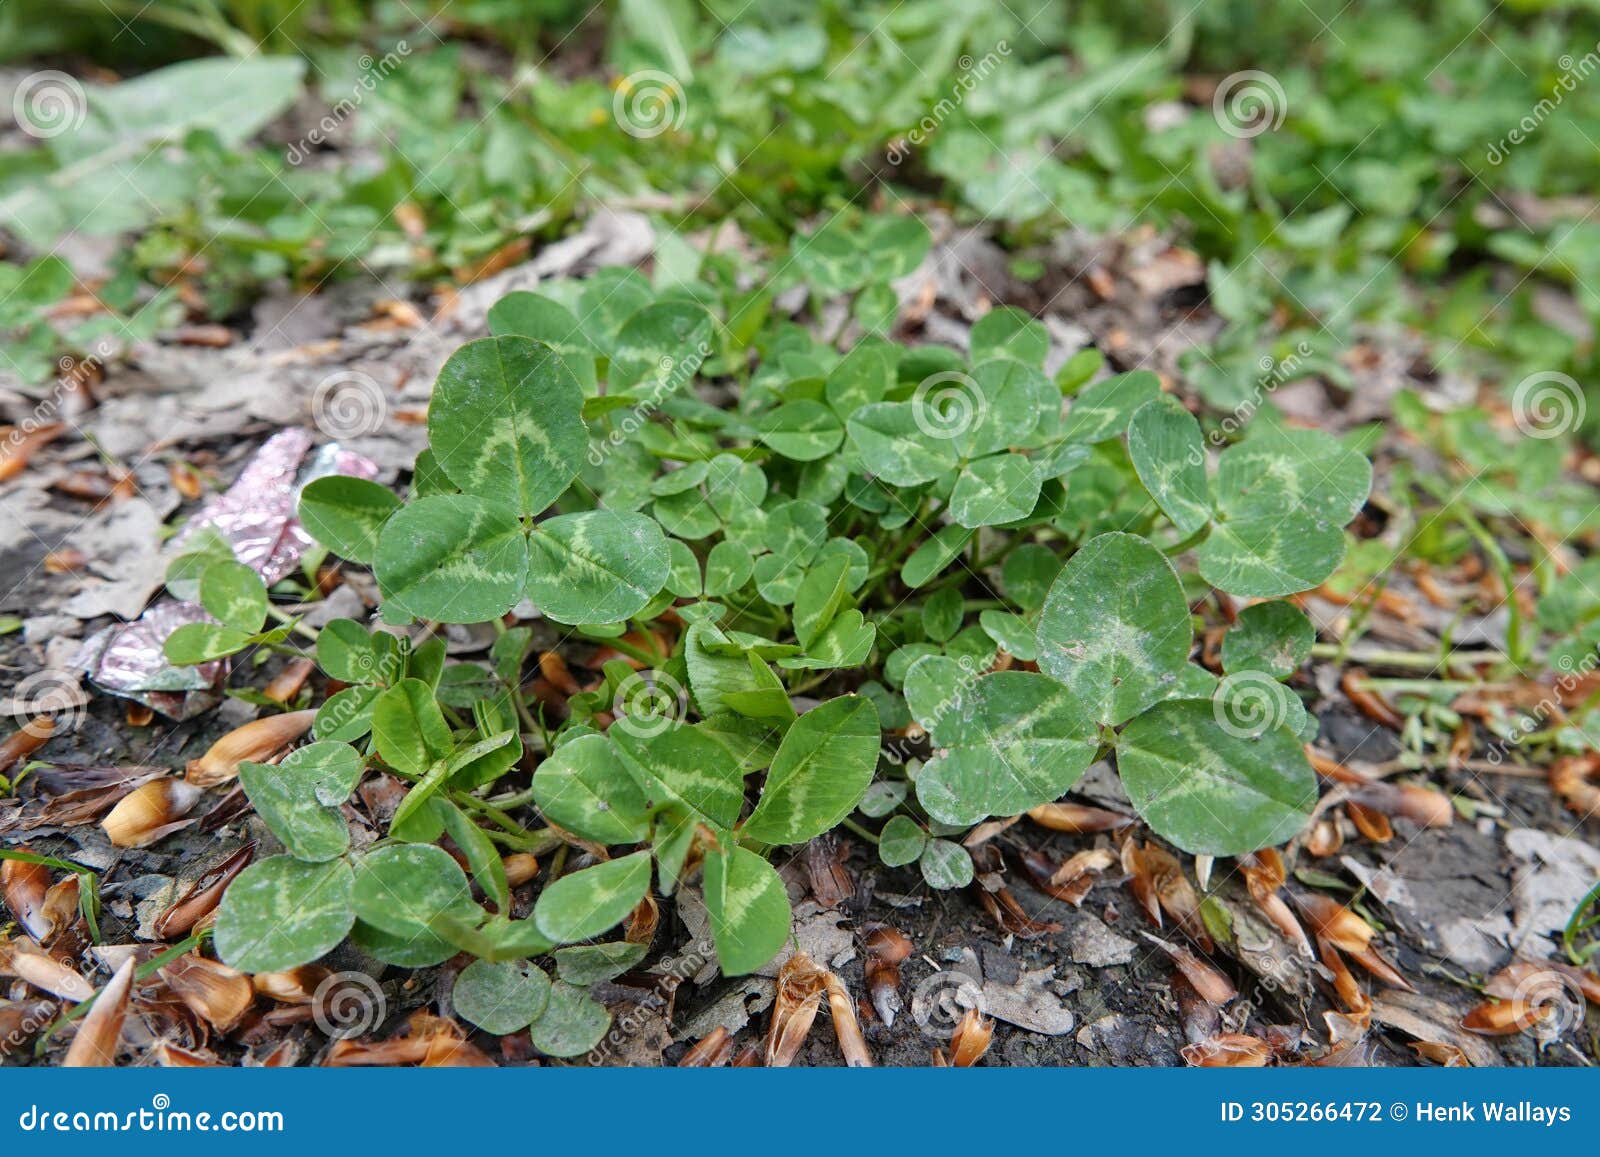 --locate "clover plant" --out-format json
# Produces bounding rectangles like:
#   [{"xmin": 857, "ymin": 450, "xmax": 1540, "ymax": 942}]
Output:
[{"xmin": 206, "ymin": 241, "xmax": 1370, "ymax": 1004}]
